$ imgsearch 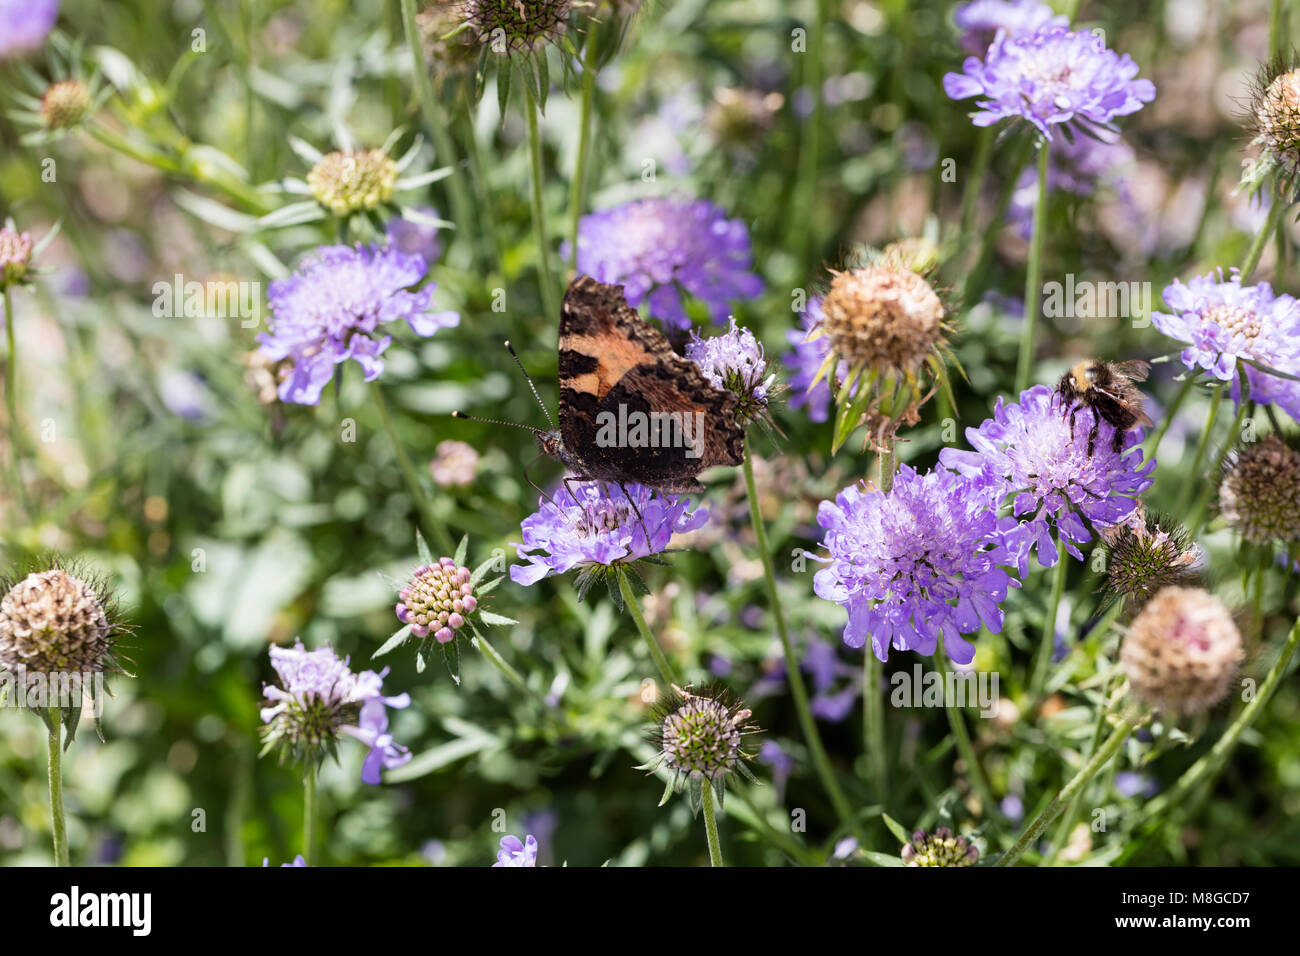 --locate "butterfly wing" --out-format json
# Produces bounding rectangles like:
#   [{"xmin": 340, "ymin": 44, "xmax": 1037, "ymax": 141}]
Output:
[{"xmin": 557, "ymin": 276, "xmax": 744, "ymax": 491}]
